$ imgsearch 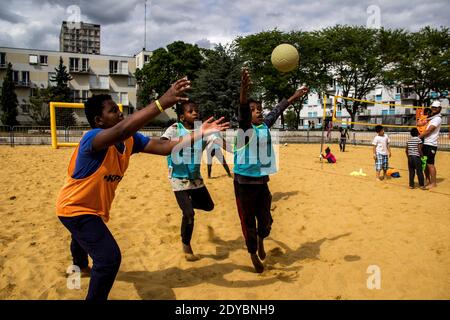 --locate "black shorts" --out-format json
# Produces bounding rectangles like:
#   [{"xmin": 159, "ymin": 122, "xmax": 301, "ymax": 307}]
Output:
[{"xmin": 423, "ymin": 145, "xmax": 438, "ymax": 165}]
